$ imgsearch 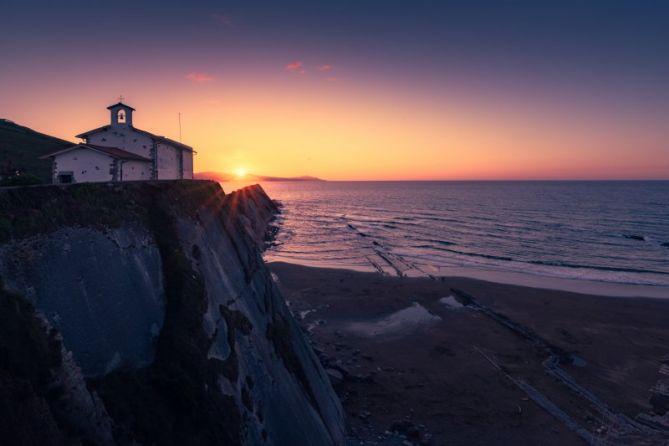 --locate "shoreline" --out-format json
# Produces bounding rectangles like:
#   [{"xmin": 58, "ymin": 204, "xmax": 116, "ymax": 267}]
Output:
[
  {"xmin": 425, "ymin": 265, "xmax": 669, "ymax": 299},
  {"xmin": 268, "ymin": 261, "xmax": 669, "ymax": 445},
  {"xmin": 264, "ymin": 258, "xmax": 669, "ymax": 299}
]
